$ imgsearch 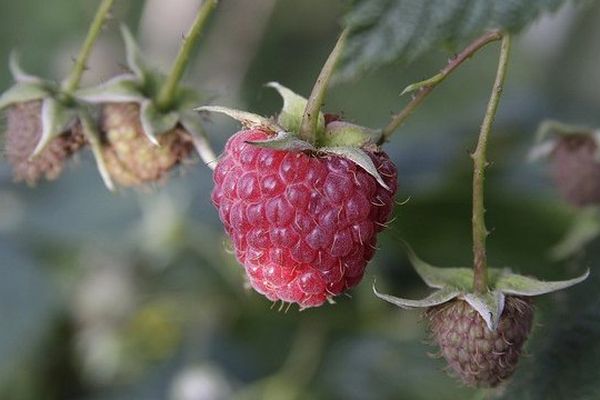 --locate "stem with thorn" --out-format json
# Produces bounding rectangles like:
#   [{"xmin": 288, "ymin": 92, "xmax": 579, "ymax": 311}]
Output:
[
  {"xmin": 378, "ymin": 30, "xmax": 503, "ymax": 144},
  {"xmin": 298, "ymin": 28, "xmax": 349, "ymax": 144},
  {"xmin": 156, "ymin": 0, "xmax": 217, "ymax": 111},
  {"xmin": 472, "ymin": 33, "xmax": 511, "ymax": 294},
  {"xmin": 63, "ymin": 0, "xmax": 115, "ymax": 95}
]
